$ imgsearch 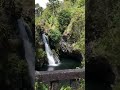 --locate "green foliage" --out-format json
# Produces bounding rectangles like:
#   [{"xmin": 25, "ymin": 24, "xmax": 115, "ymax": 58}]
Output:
[
  {"xmin": 48, "ymin": 0, "xmax": 60, "ymax": 16},
  {"xmin": 79, "ymin": 78, "xmax": 85, "ymax": 90},
  {"xmin": 35, "ymin": 26, "xmax": 40, "ymax": 42},
  {"xmin": 60, "ymin": 86, "xmax": 72, "ymax": 90},
  {"xmin": 41, "ymin": 8, "xmax": 52, "ymax": 24},
  {"xmin": 63, "ymin": 0, "xmax": 72, "ymax": 9},
  {"xmin": 73, "ymin": 30, "xmax": 85, "ymax": 54},
  {"xmin": 35, "ymin": 78, "xmax": 85, "ymax": 90},
  {"xmin": 35, "ymin": 0, "xmax": 85, "ymax": 66},
  {"xmin": 58, "ymin": 10, "xmax": 71, "ymax": 33},
  {"xmin": 35, "ymin": 17, "xmax": 41, "ymax": 25},
  {"xmin": 36, "ymin": 48, "xmax": 46, "ymax": 59},
  {"xmin": 64, "ymin": 1, "xmax": 85, "ymax": 55},
  {"xmin": 35, "ymin": 3, "xmax": 43, "ymax": 17},
  {"xmin": 35, "ymin": 82, "xmax": 48, "ymax": 90},
  {"xmin": 48, "ymin": 28, "xmax": 61, "ymax": 44},
  {"xmin": 76, "ymin": 0, "xmax": 85, "ymax": 7}
]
